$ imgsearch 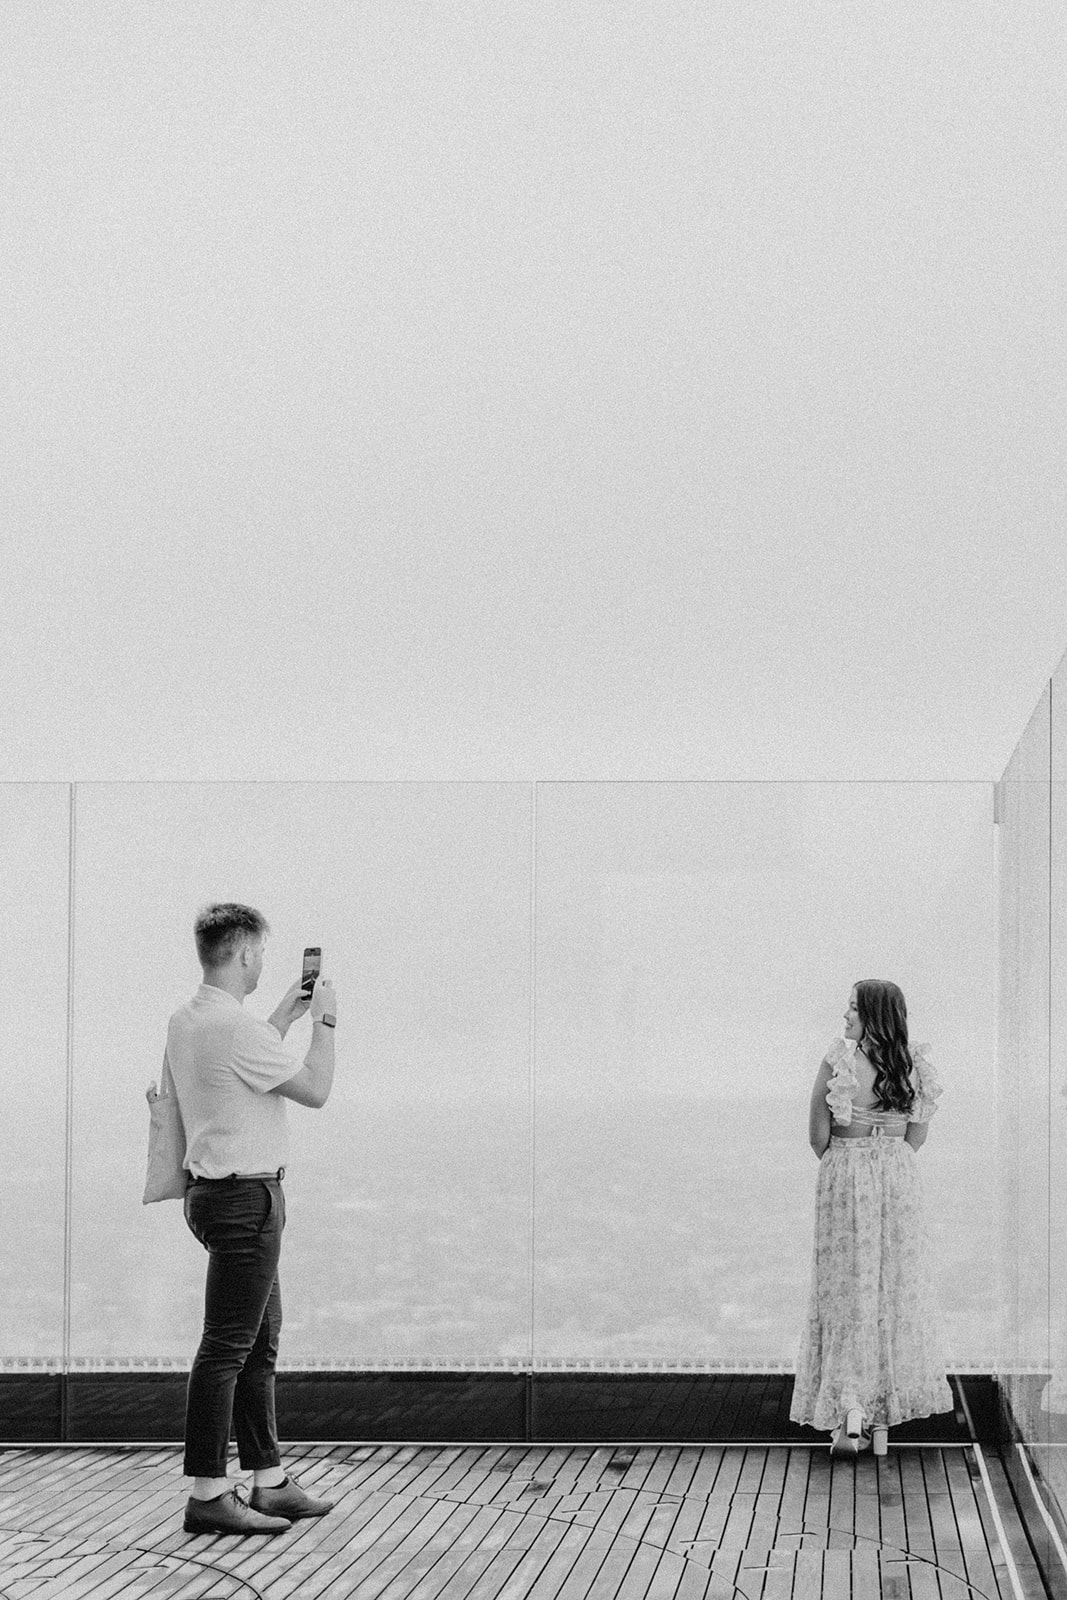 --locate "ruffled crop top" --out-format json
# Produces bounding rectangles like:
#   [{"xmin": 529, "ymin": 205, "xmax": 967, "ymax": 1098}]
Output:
[{"xmin": 824, "ymin": 1036, "xmax": 942, "ymax": 1127}]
